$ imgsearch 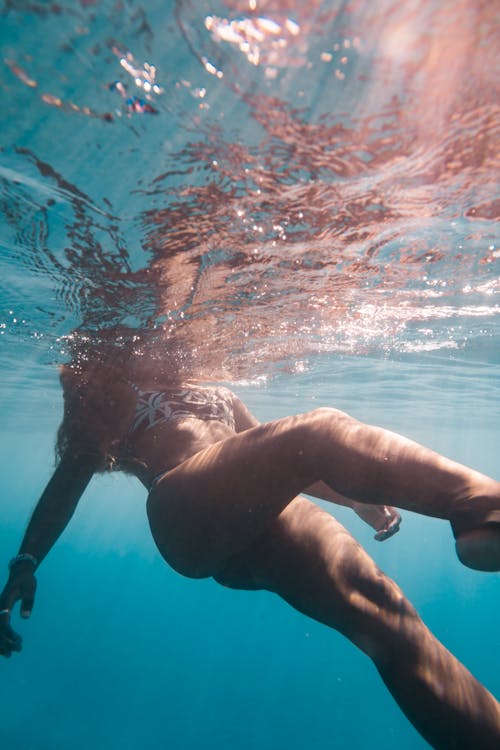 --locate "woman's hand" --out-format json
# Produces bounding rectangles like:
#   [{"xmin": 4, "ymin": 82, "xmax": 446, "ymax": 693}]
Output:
[{"xmin": 0, "ymin": 562, "xmax": 37, "ymax": 658}]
